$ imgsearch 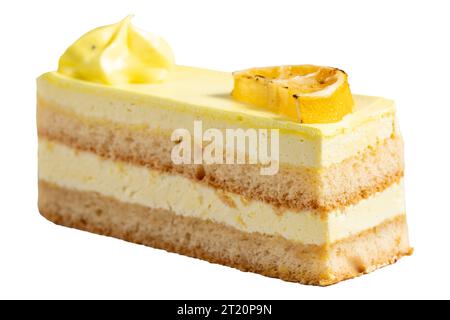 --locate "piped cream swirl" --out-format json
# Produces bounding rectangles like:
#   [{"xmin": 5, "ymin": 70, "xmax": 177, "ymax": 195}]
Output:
[{"xmin": 58, "ymin": 16, "xmax": 175, "ymax": 84}]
